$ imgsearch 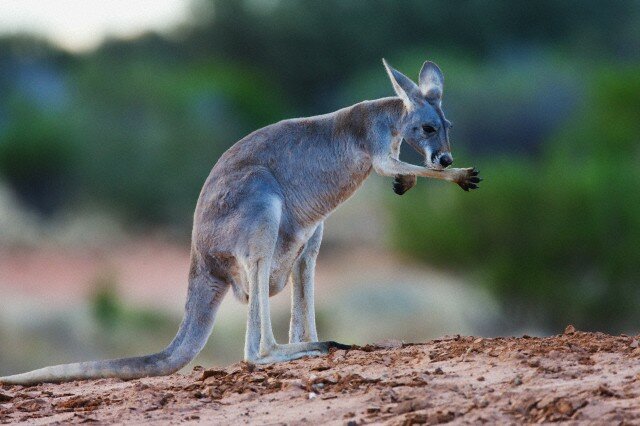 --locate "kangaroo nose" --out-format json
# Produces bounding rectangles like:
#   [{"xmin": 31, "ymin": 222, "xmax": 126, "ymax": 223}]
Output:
[{"xmin": 439, "ymin": 153, "xmax": 453, "ymax": 167}]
